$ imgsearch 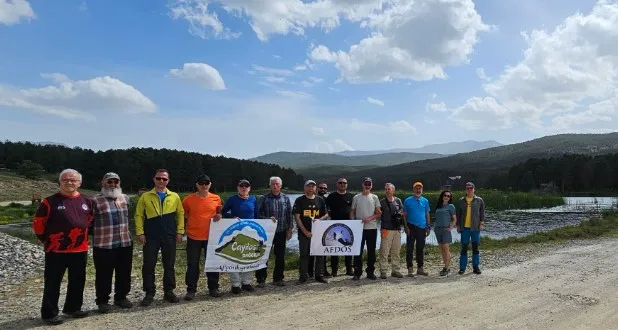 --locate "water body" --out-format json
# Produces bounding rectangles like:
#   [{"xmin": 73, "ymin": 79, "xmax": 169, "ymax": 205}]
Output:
[{"xmin": 283, "ymin": 194, "xmax": 618, "ymax": 250}]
